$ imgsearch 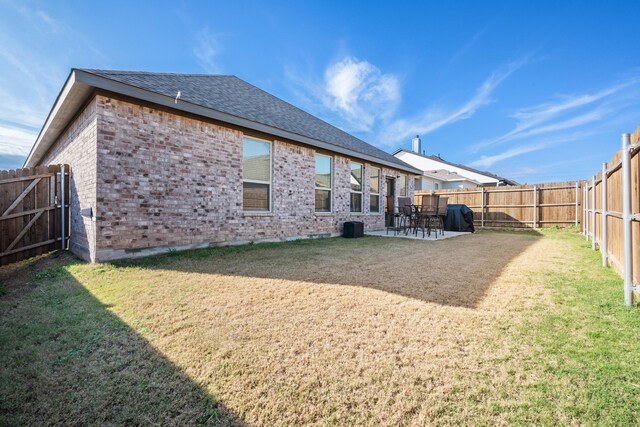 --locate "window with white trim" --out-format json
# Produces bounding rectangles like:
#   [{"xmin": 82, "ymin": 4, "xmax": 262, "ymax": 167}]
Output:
[
  {"xmin": 242, "ymin": 137, "xmax": 271, "ymax": 211},
  {"xmin": 315, "ymin": 154, "xmax": 332, "ymax": 212},
  {"xmin": 414, "ymin": 177, "xmax": 422, "ymax": 191},
  {"xmin": 399, "ymin": 175, "xmax": 407, "ymax": 197},
  {"xmin": 370, "ymin": 167, "xmax": 380, "ymax": 213},
  {"xmin": 350, "ymin": 162, "xmax": 363, "ymax": 213}
]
